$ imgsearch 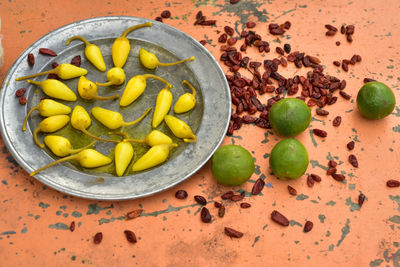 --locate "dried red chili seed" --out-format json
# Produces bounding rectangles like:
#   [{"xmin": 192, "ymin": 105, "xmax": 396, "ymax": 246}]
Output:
[
  {"xmin": 161, "ymin": 10, "xmax": 171, "ymax": 18},
  {"xmin": 246, "ymin": 21, "xmax": 256, "ymax": 28},
  {"xmin": 224, "ymin": 26, "xmax": 234, "ymax": 36},
  {"xmin": 194, "ymin": 195, "xmax": 207, "ymax": 205},
  {"xmin": 348, "ymin": 154, "xmax": 358, "ymax": 168},
  {"xmin": 283, "ymin": 21, "xmax": 291, "ymax": 29},
  {"xmin": 347, "ymin": 141, "xmax": 355, "ymax": 150},
  {"xmin": 39, "ymin": 48, "xmax": 57, "ymax": 57},
  {"xmin": 339, "ymin": 91, "xmax": 351, "ymax": 100},
  {"xmin": 336, "ymin": 41, "xmax": 341, "ymax": 46},
  {"xmin": 240, "ymin": 203, "xmax": 251, "ymax": 208},
  {"xmin": 308, "ymin": 55, "xmax": 321, "ymax": 64},
  {"xmin": 199, "ymin": 40, "xmax": 207, "ymax": 45},
  {"xmin": 218, "ymin": 33, "xmax": 227, "ymax": 43},
  {"xmin": 346, "ymin": 34, "xmax": 353, "ymax": 42},
  {"xmin": 332, "ymin": 173, "xmax": 345, "ymax": 181},
  {"xmin": 316, "ymin": 109, "xmax": 329, "ymax": 116},
  {"xmin": 307, "ymin": 175, "xmax": 315, "ymax": 187},
  {"xmin": 358, "ymin": 193, "xmax": 366, "ymax": 207},
  {"xmin": 126, "ymin": 209, "xmax": 143, "ymax": 220},
  {"xmin": 287, "ymin": 185, "xmax": 297, "ymax": 196},
  {"xmin": 227, "ymin": 121, "xmax": 234, "ymax": 136},
  {"xmin": 343, "ymin": 59, "xmax": 351, "ymax": 65},
  {"xmin": 27, "ymin": 53, "xmax": 35, "ymax": 66},
  {"xmin": 124, "ymin": 230, "xmax": 137, "ymax": 243},
  {"xmin": 198, "ymin": 20, "xmax": 216, "ymax": 26},
  {"xmin": 342, "ymin": 62, "xmax": 349, "ymax": 72},
  {"xmin": 47, "ymin": 73, "xmax": 59, "ymax": 80},
  {"xmin": 70, "ymin": 221, "xmax": 75, "ymax": 232},
  {"xmin": 224, "ymin": 227, "xmax": 243, "ymax": 238},
  {"xmin": 175, "ymin": 190, "xmax": 188, "ymax": 199},
  {"xmin": 221, "ymin": 191, "xmax": 234, "ymax": 200},
  {"xmin": 280, "ymin": 57, "xmax": 288, "ymax": 67},
  {"xmin": 356, "ymin": 55, "xmax": 362, "ymax": 62},
  {"xmin": 311, "ymin": 174, "xmax": 322, "ymax": 182},
  {"xmin": 333, "ymin": 61, "xmax": 341, "ymax": 67},
  {"xmin": 326, "ymin": 30, "xmax": 336, "ymax": 36},
  {"xmin": 333, "ymin": 116, "xmax": 342, "ymax": 127},
  {"xmin": 19, "ymin": 96, "xmax": 27, "ymax": 105},
  {"xmin": 218, "ymin": 205, "xmax": 225, "ymax": 218},
  {"xmin": 93, "ymin": 232, "xmax": 103, "ymax": 244},
  {"xmin": 195, "ymin": 11, "xmax": 203, "ymax": 20},
  {"xmin": 70, "ymin": 55, "xmax": 81, "ymax": 67},
  {"xmin": 155, "ymin": 16, "xmax": 164, "ymax": 22},
  {"xmin": 255, "ymin": 118, "xmax": 270, "ymax": 128},
  {"xmin": 313, "ymin": 129, "xmax": 327, "ymax": 137},
  {"xmin": 283, "ymin": 43, "xmax": 291, "ymax": 53},
  {"xmin": 231, "ymin": 194, "xmax": 244, "ymax": 201},
  {"xmin": 325, "ymin": 24, "xmax": 338, "ymax": 31},
  {"xmin": 275, "ymin": 47, "xmax": 284, "ymax": 55},
  {"xmin": 328, "ymin": 160, "xmax": 338, "ymax": 168},
  {"xmin": 340, "ymin": 25, "xmax": 346, "ymax": 34},
  {"xmin": 327, "ymin": 96, "xmax": 337, "ymax": 105},
  {"xmin": 227, "ymin": 37, "xmax": 237, "ymax": 46},
  {"xmin": 214, "ymin": 201, "xmax": 221, "ymax": 208},
  {"xmin": 327, "ymin": 168, "xmax": 337, "ymax": 175},
  {"xmin": 200, "ymin": 207, "xmax": 212, "ymax": 223},
  {"xmin": 345, "ymin": 25, "xmax": 355, "ymax": 35},
  {"xmin": 15, "ymin": 88, "xmax": 26, "ymax": 97},
  {"xmin": 363, "ymin": 78, "xmax": 376, "ymax": 83},
  {"xmin": 251, "ymin": 179, "xmax": 265, "ymax": 195},
  {"xmin": 387, "ymin": 180, "xmax": 400, "ymax": 188},
  {"xmin": 230, "ymin": 0, "xmax": 240, "ymax": 3},
  {"xmin": 270, "ymin": 28, "xmax": 285, "ymax": 35},
  {"xmin": 271, "ymin": 210, "xmax": 289, "ymax": 226},
  {"xmin": 304, "ymin": 221, "xmax": 313, "ymax": 233},
  {"xmin": 350, "ymin": 54, "xmax": 358, "ymax": 65},
  {"xmin": 51, "ymin": 62, "xmax": 59, "ymax": 69}
]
